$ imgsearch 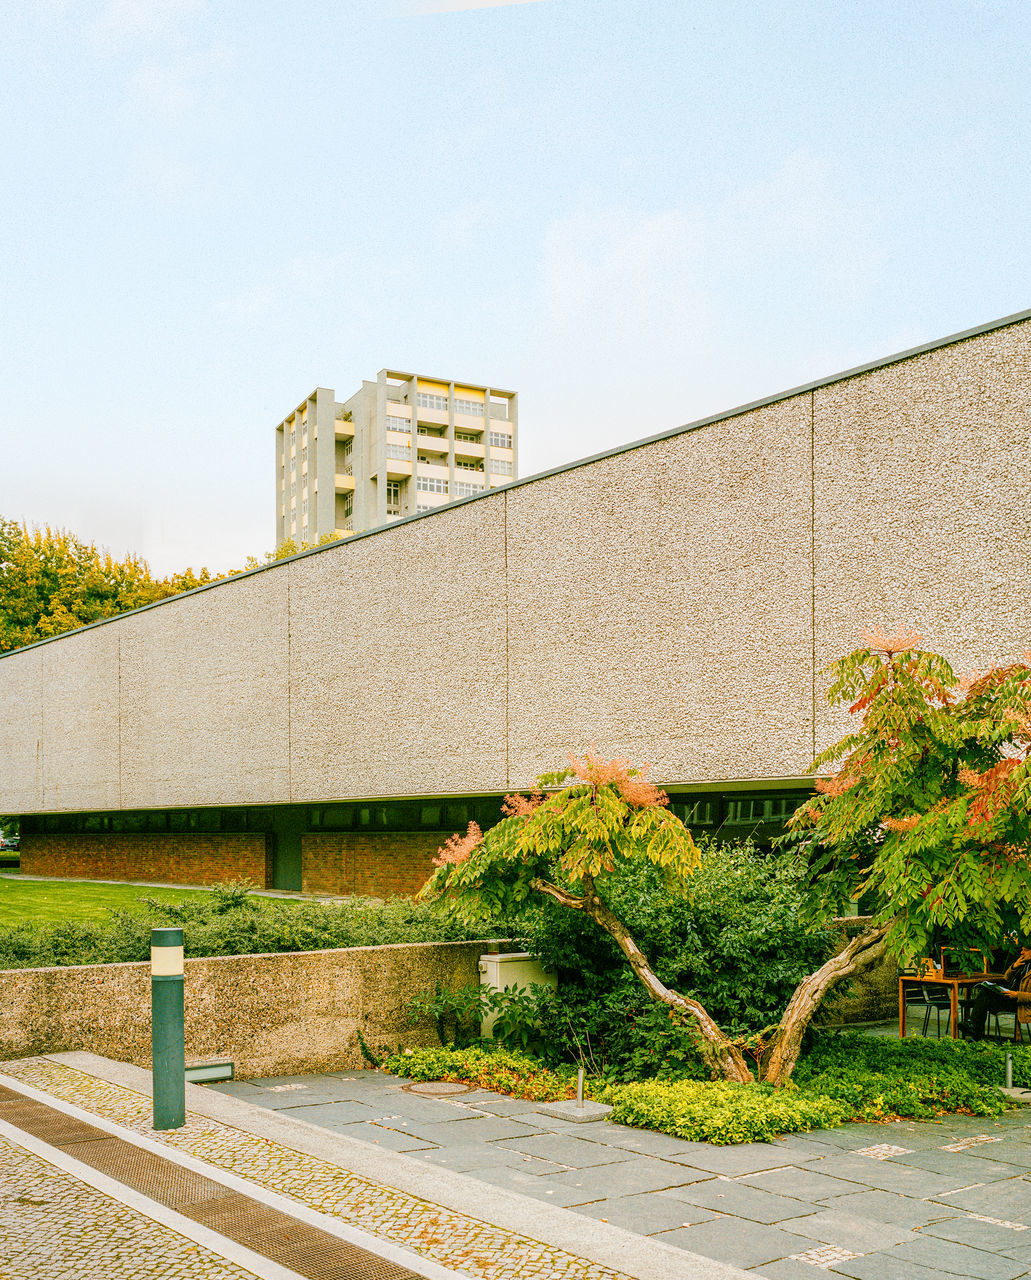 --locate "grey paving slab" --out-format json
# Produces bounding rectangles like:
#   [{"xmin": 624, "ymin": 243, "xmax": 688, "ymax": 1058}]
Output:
[
  {"xmin": 585, "ymin": 1127, "xmax": 723, "ymax": 1161},
  {"xmin": 796, "ymin": 1154, "xmax": 956, "ymax": 1197},
  {"xmin": 995, "ymin": 1236, "xmax": 1031, "ymax": 1265},
  {"xmin": 665, "ymin": 1144, "xmax": 802, "ymax": 1177},
  {"xmin": 892, "ymin": 1148, "xmax": 1031, "ymax": 1181},
  {"xmin": 665, "ymin": 1178, "xmax": 820, "ymax": 1225},
  {"xmin": 208, "ymin": 1080, "xmax": 267, "ymax": 1099},
  {"xmin": 408, "ymin": 1143, "xmax": 548, "ymax": 1174},
  {"xmin": 828, "ymin": 1254, "xmax": 948, "ymax": 1280},
  {"xmin": 373, "ymin": 1114, "xmax": 546, "ymax": 1146},
  {"xmin": 875, "ymin": 1236, "xmax": 1028, "ymax": 1279},
  {"xmin": 324, "ymin": 1120, "xmax": 438, "ymax": 1151},
  {"xmin": 454, "ymin": 1092, "xmax": 546, "ymax": 1117},
  {"xmin": 815, "ymin": 1188, "xmax": 962, "ymax": 1228},
  {"xmin": 465, "ymin": 1163, "xmax": 606, "ymax": 1207},
  {"xmin": 773, "ymin": 1209, "xmax": 919, "ymax": 1252},
  {"xmin": 738, "ymin": 1167, "xmax": 870, "ymax": 1200},
  {"xmin": 921, "ymin": 1216, "xmax": 1031, "ymax": 1253},
  {"xmin": 541, "ymin": 1157, "xmax": 714, "ymax": 1202},
  {"xmin": 784, "ymin": 1124, "xmax": 899, "ymax": 1151},
  {"xmin": 216, "ymin": 1088, "xmax": 325, "ymax": 1111},
  {"xmin": 768, "ymin": 1135, "xmax": 857, "ymax": 1160},
  {"xmin": 750, "ymin": 1259, "xmax": 839, "ymax": 1280},
  {"xmin": 531, "ymin": 1118, "xmax": 629, "ymax": 1139},
  {"xmin": 572, "ymin": 1192, "xmax": 719, "ymax": 1235},
  {"xmin": 928, "ymin": 1179, "xmax": 1031, "ymax": 1222},
  {"xmin": 971, "ymin": 1142, "xmax": 1031, "ymax": 1170},
  {"xmin": 363, "ymin": 1094, "xmax": 498, "ymax": 1123},
  {"xmin": 652, "ymin": 1219, "xmax": 821, "ymax": 1269},
  {"xmin": 496, "ymin": 1133, "xmax": 641, "ymax": 1168},
  {"xmin": 276, "ymin": 1099, "xmax": 384, "ymax": 1125}
]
